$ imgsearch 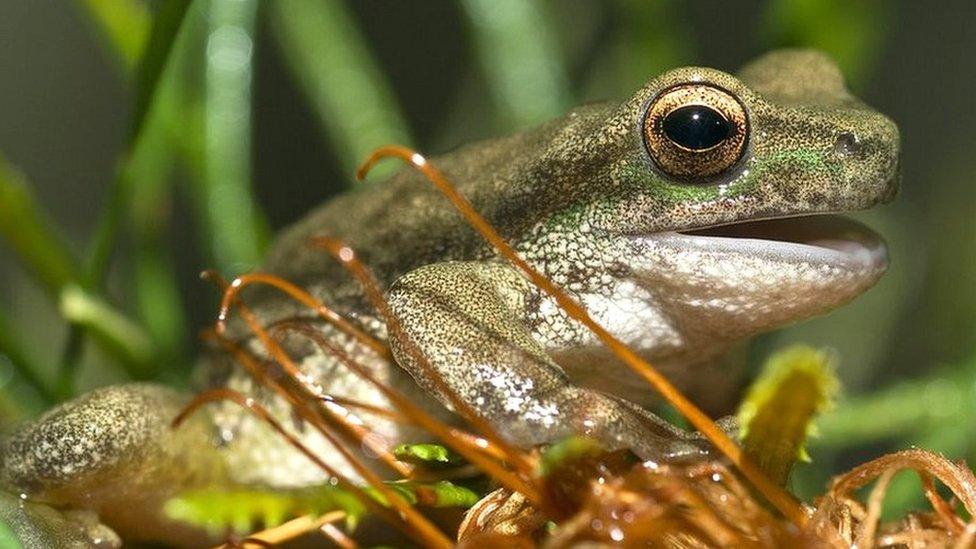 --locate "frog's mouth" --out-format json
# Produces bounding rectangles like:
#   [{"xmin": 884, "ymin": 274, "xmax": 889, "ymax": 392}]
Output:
[{"xmin": 676, "ymin": 214, "xmax": 887, "ymax": 272}]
